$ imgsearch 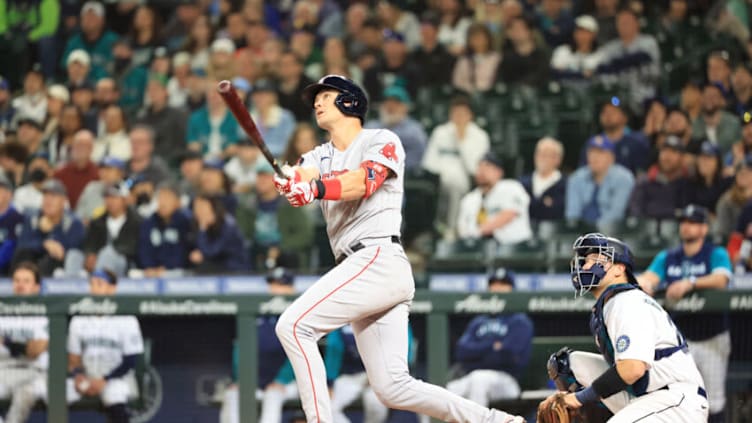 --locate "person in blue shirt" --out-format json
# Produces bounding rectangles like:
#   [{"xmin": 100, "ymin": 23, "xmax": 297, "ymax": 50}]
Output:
[
  {"xmin": 566, "ymin": 136, "xmax": 635, "ymax": 226},
  {"xmin": 137, "ymin": 182, "xmax": 192, "ymax": 277},
  {"xmin": 447, "ymin": 268, "xmax": 534, "ymax": 407},
  {"xmin": 639, "ymin": 204, "xmax": 732, "ymax": 423},
  {"xmin": 0, "ymin": 178, "xmax": 24, "ymax": 275},
  {"xmin": 326, "ymin": 323, "xmax": 416, "ymax": 423},
  {"xmin": 188, "ymin": 194, "xmax": 247, "ymax": 274},
  {"xmin": 248, "ymin": 79, "xmax": 296, "ymax": 159},
  {"xmin": 11, "ymin": 179, "xmax": 85, "ymax": 276}
]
